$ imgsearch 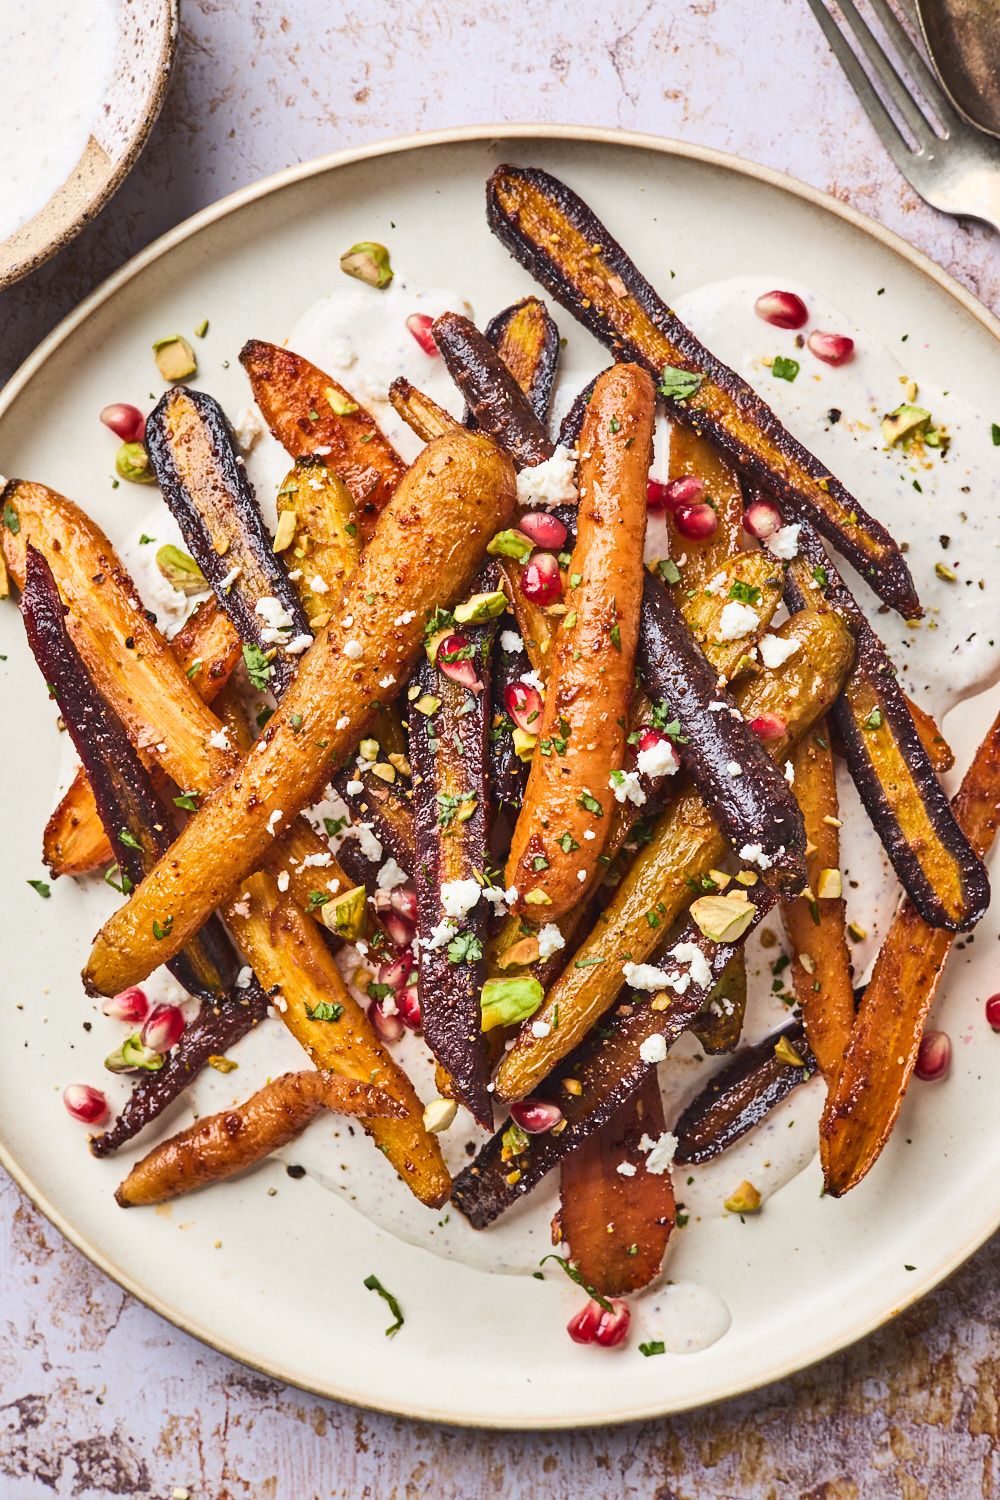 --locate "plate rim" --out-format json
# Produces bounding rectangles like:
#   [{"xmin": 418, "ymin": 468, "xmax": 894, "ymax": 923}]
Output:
[{"xmin": 3, "ymin": 120, "xmax": 1000, "ymax": 1428}]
